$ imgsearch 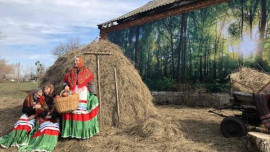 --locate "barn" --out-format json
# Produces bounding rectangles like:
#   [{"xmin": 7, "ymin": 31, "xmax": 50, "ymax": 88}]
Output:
[{"xmin": 97, "ymin": 0, "xmax": 269, "ymax": 92}]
